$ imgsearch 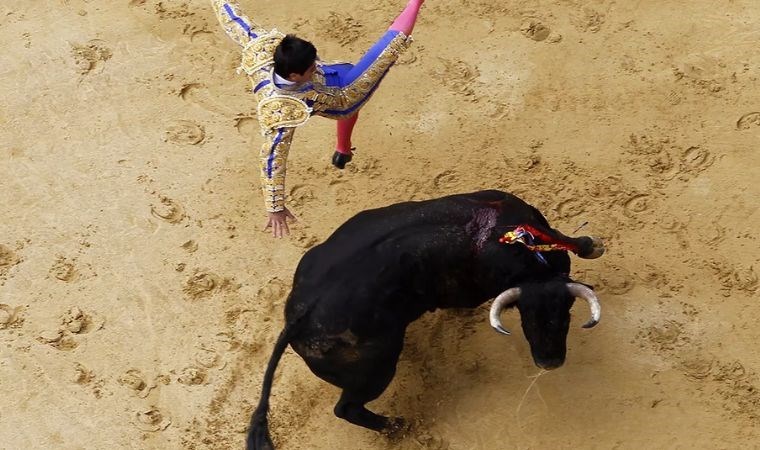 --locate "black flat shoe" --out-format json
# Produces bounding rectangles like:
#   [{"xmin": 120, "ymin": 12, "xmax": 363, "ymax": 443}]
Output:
[{"xmin": 331, "ymin": 150, "xmax": 353, "ymax": 169}]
